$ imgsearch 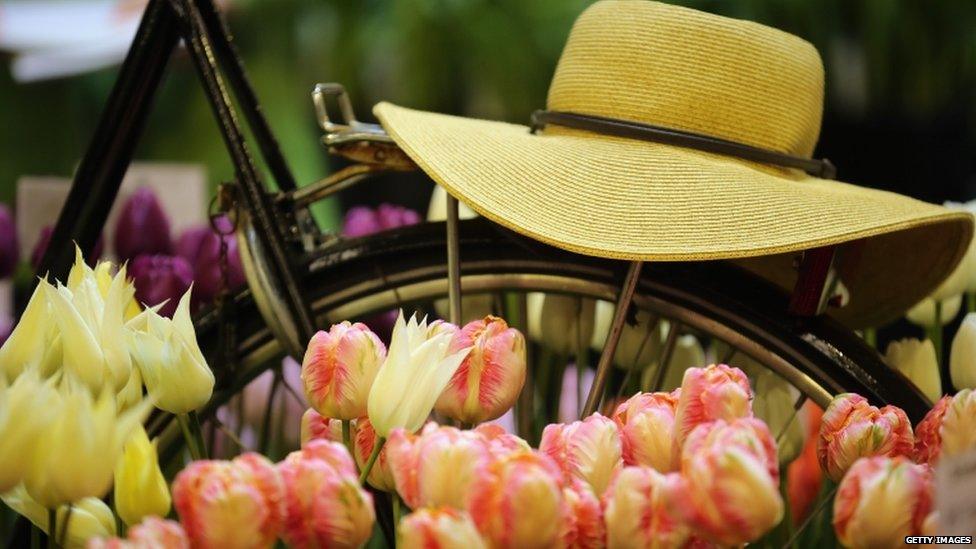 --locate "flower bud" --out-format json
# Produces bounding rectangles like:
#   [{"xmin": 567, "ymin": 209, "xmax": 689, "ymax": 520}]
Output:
[
  {"xmin": 89, "ymin": 517, "xmax": 189, "ymax": 549},
  {"xmin": 539, "ymin": 413, "xmax": 622, "ymax": 495},
  {"xmin": 435, "ymin": 316, "xmax": 526, "ymax": 424},
  {"xmin": 300, "ymin": 408, "xmax": 343, "ymax": 446},
  {"xmin": 527, "ymin": 293, "xmax": 596, "ymax": 357},
  {"xmin": 561, "ymin": 480, "xmax": 605, "ymax": 549},
  {"xmin": 398, "ymin": 508, "xmax": 487, "ymax": 549},
  {"xmin": 114, "ymin": 187, "xmax": 173, "ymax": 262},
  {"xmin": 2, "ymin": 485, "xmax": 116, "ymax": 549},
  {"xmin": 611, "ymin": 390, "xmax": 679, "ymax": 472},
  {"xmin": 278, "ymin": 441, "xmax": 375, "ymax": 549},
  {"xmin": 114, "ymin": 425, "xmax": 170, "ymax": 526},
  {"xmin": 914, "ymin": 395, "xmax": 951, "ymax": 466},
  {"xmin": 602, "ymin": 466, "xmax": 689, "ymax": 549},
  {"xmin": 172, "ymin": 453, "xmax": 285, "ymax": 549},
  {"xmin": 673, "ymin": 364, "xmax": 753, "ymax": 456},
  {"xmin": 833, "ymin": 456, "xmax": 933, "ymax": 548},
  {"xmin": 387, "ymin": 423, "xmax": 491, "ymax": 508},
  {"xmin": 0, "ymin": 370, "xmax": 60, "ymax": 492},
  {"xmin": 941, "ymin": 388, "xmax": 976, "ymax": 457},
  {"xmin": 950, "ymin": 313, "xmax": 976, "ymax": 390},
  {"xmin": 301, "ymin": 322, "xmax": 386, "ymax": 420},
  {"xmin": 175, "ymin": 216, "xmax": 246, "ymax": 308},
  {"xmin": 885, "ymin": 338, "xmax": 942, "ymax": 402},
  {"xmin": 672, "ymin": 418, "xmax": 783, "ymax": 545},
  {"xmin": 467, "ymin": 452, "xmax": 567, "ymax": 548},
  {"xmin": 0, "ymin": 204, "xmax": 18, "ymax": 278},
  {"xmin": 817, "ymin": 393, "xmax": 914, "ymax": 481},
  {"xmin": 128, "ymin": 255, "xmax": 193, "ymax": 318},
  {"xmin": 342, "ymin": 203, "xmax": 421, "ymax": 237},
  {"xmin": 353, "ymin": 417, "xmax": 395, "ymax": 491}
]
